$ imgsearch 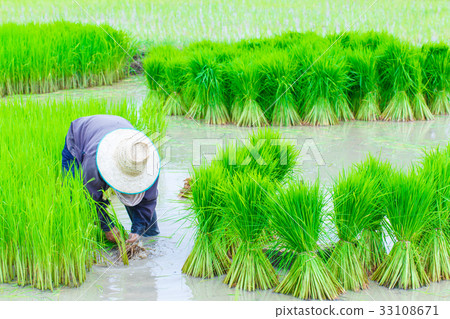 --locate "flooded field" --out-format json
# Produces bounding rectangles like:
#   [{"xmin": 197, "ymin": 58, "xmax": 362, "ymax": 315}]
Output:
[{"xmin": 1, "ymin": 76, "xmax": 449, "ymax": 301}]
